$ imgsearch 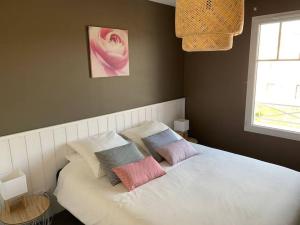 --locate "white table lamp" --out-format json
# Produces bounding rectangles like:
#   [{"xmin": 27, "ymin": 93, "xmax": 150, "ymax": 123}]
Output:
[
  {"xmin": 174, "ymin": 119, "xmax": 189, "ymax": 132},
  {"xmin": 0, "ymin": 169, "xmax": 28, "ymax": 201}
]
